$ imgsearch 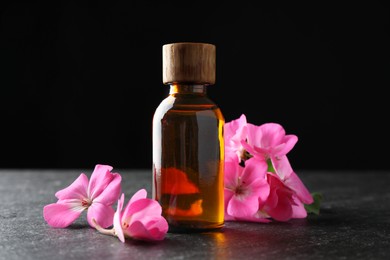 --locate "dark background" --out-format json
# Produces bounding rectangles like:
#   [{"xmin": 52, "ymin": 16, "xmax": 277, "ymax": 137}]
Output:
[{"xmin": 1, "ymin": 1, "xmax": 389, "ymax": 171}]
